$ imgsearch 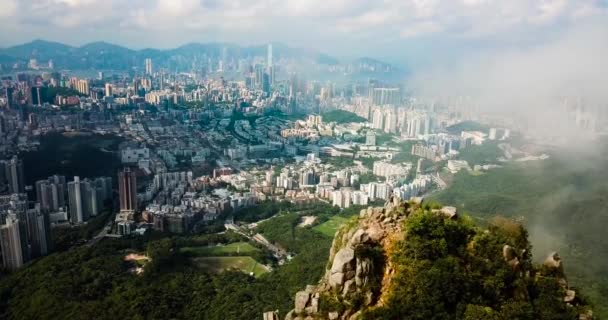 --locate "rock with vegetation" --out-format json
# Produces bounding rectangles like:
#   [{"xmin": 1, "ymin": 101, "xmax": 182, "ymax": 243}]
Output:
[{"xmin": 285, "ymin": 199, "xmax": 593, "ymax": 320}]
